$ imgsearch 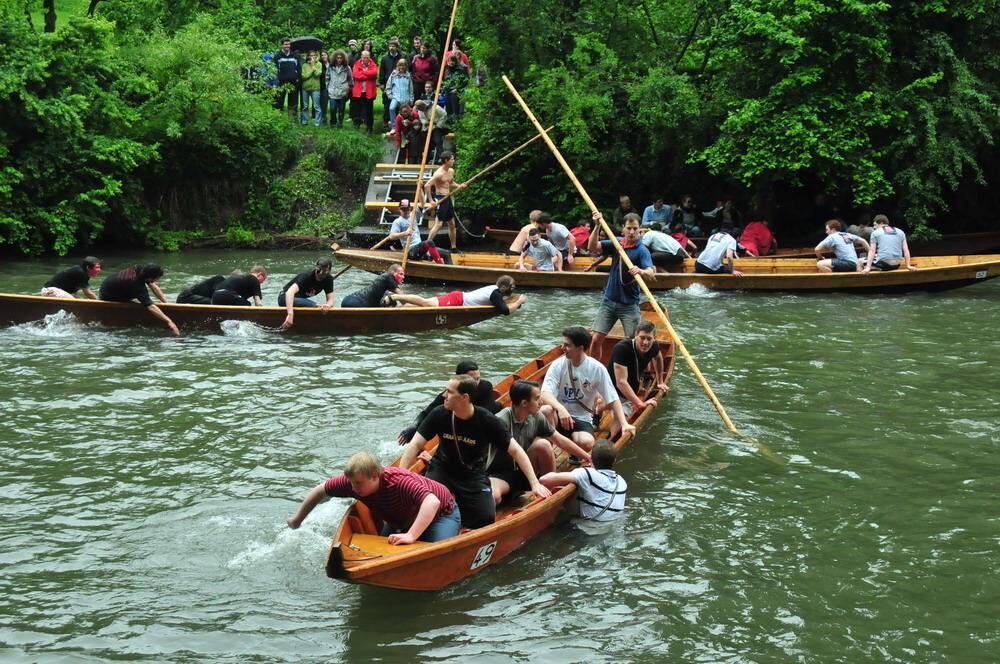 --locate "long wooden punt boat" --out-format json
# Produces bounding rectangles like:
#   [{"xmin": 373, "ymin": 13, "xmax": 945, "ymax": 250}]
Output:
[
  {"xmin": 324, "ymin": 307, "xmax": 675, "ymax": 590},
  {"xmin": 335, "ymin": 248, "xmax": 1000, "ymax": 293},
  {"xmin": 0, "ymin": 293, "xmax": 510, "ymax": 335}
]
